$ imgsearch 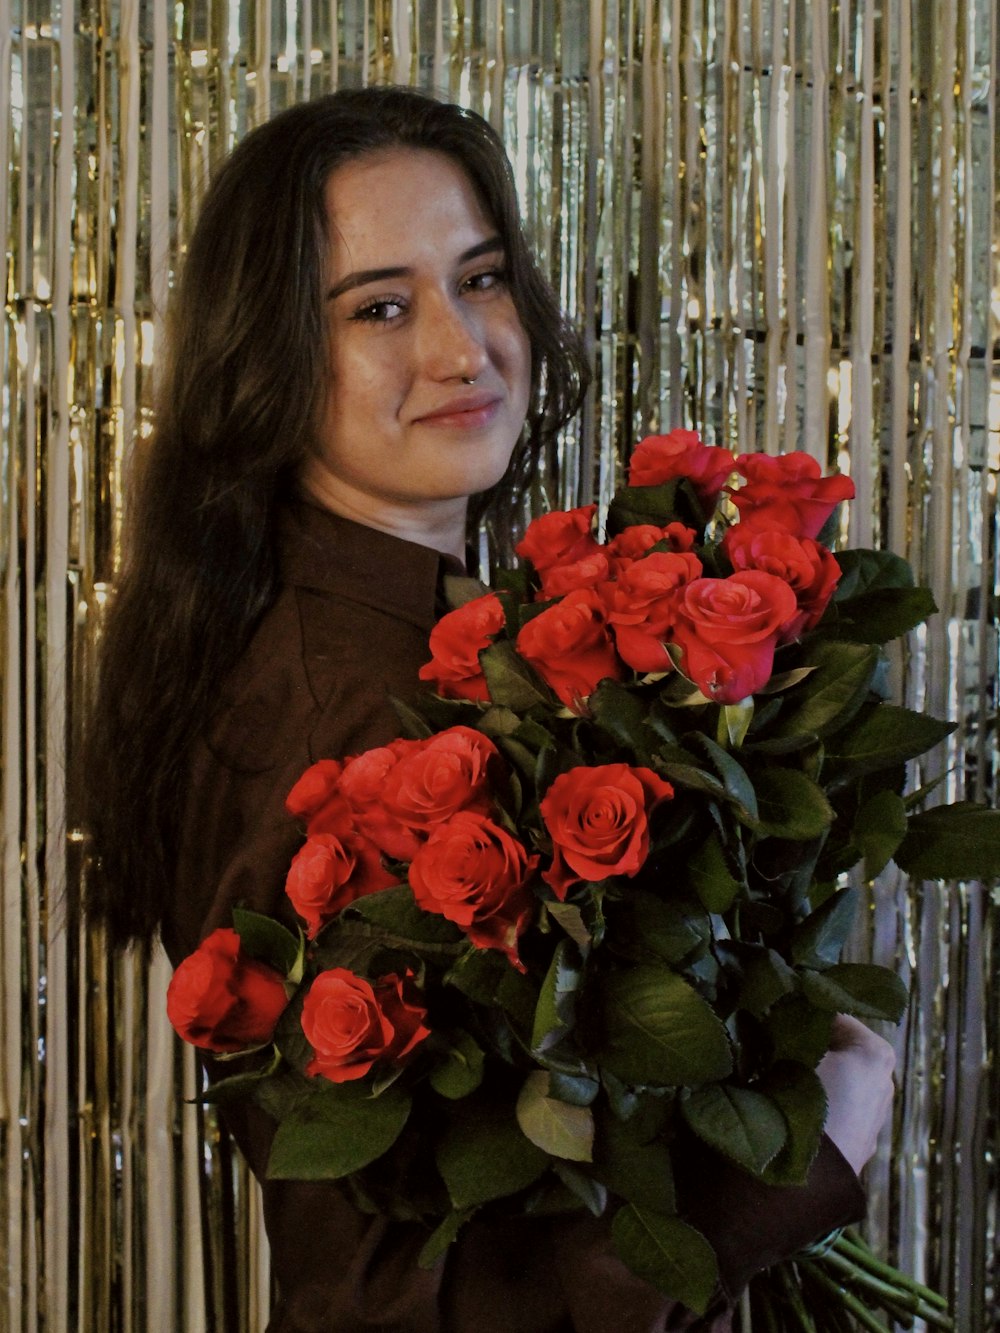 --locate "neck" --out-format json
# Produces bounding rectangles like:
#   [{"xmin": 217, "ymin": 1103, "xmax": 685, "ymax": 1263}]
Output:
[{"xmin": 297, "ymin": 466, "xmax": 468, "ymax": 561}]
